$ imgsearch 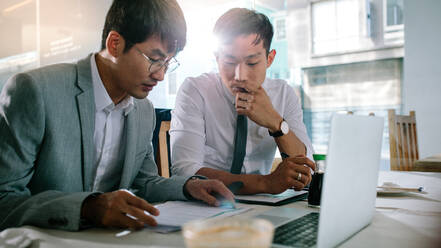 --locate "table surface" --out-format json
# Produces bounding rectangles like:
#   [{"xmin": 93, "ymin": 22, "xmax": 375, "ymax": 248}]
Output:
[{"xmin": 1, "ymin": 171, "xmax": 441, "ymax": 248}]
